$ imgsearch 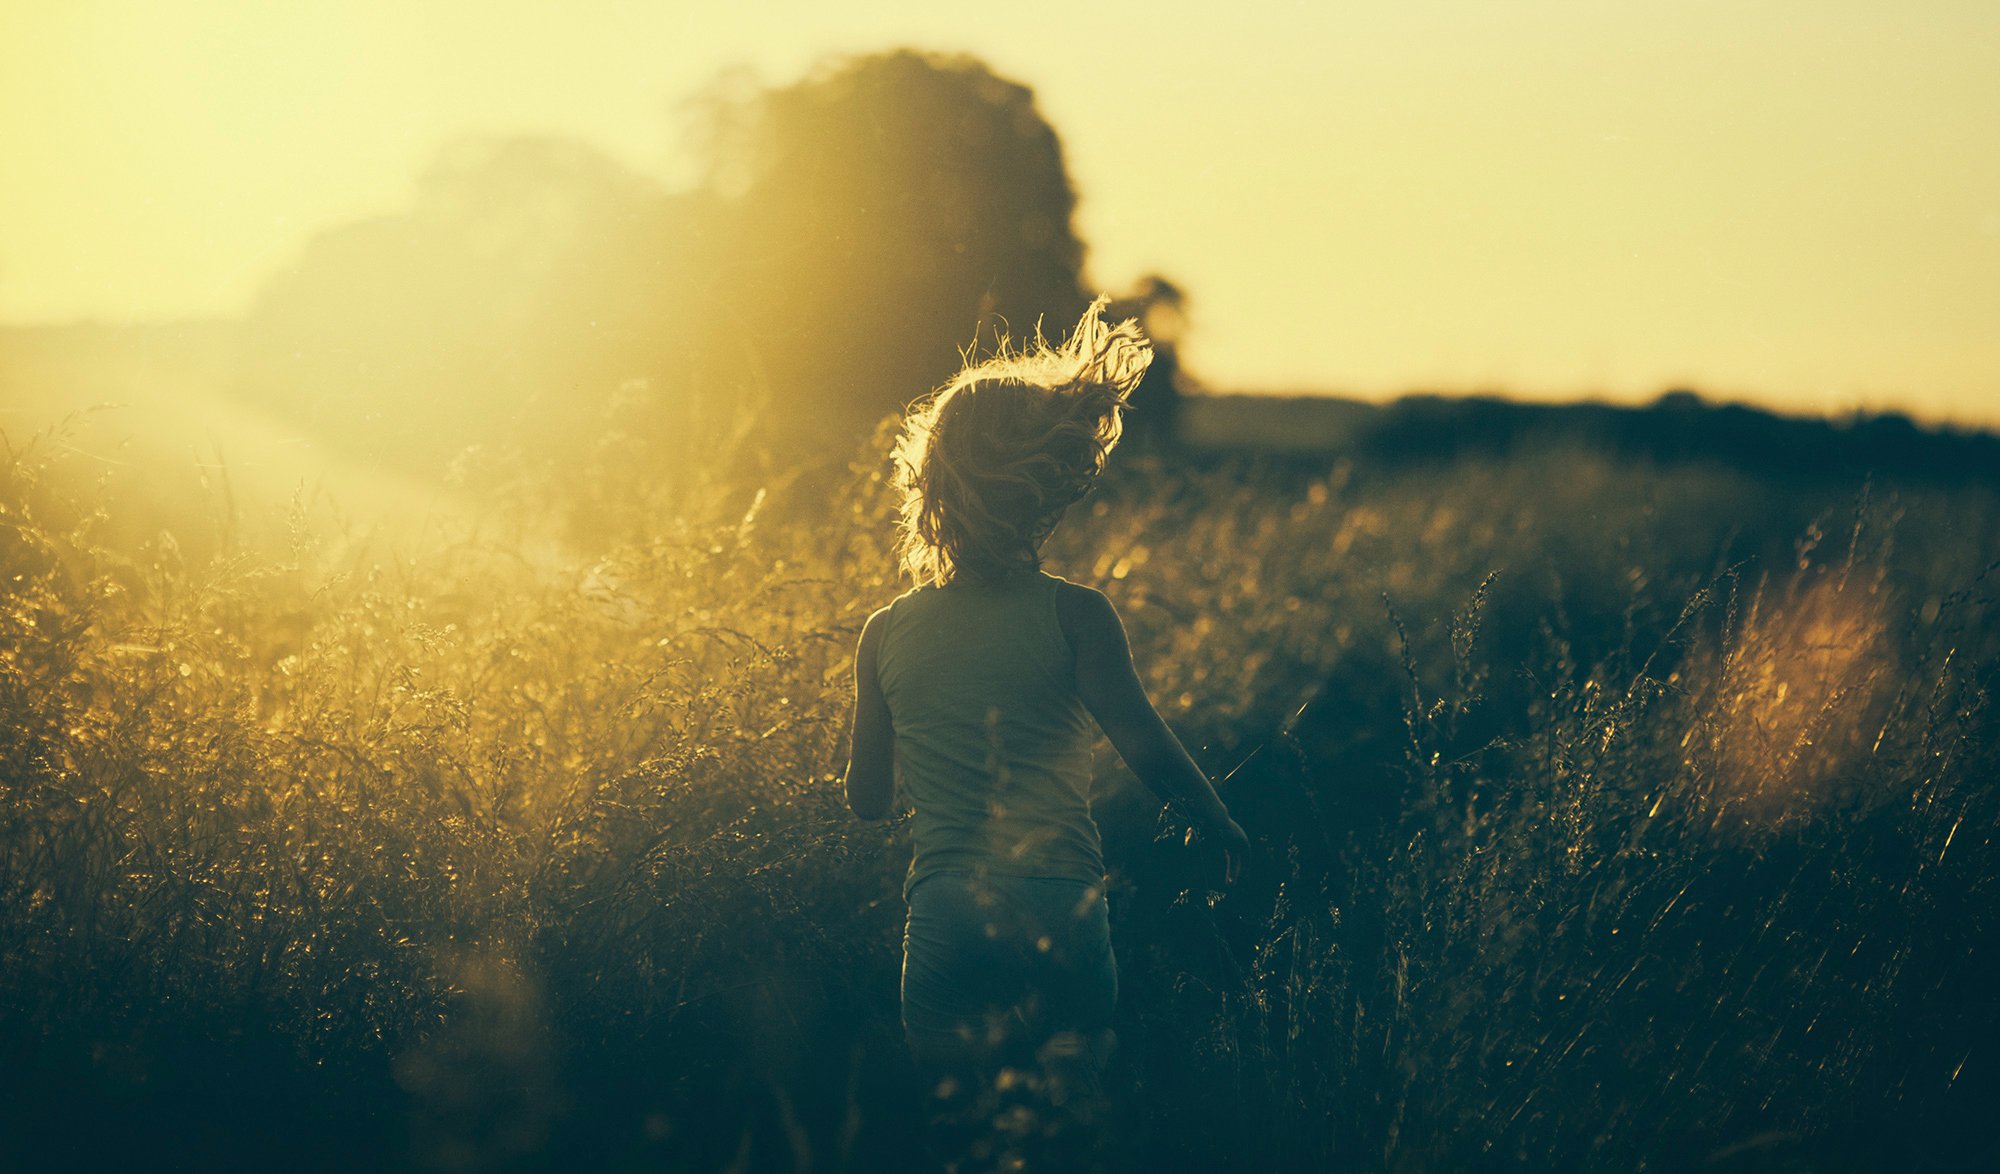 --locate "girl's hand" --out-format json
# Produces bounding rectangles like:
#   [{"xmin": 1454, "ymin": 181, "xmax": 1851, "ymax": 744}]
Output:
[{"xmin": 1214, "ymin": 817, "xmax": 1250, "ymax": 886}]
